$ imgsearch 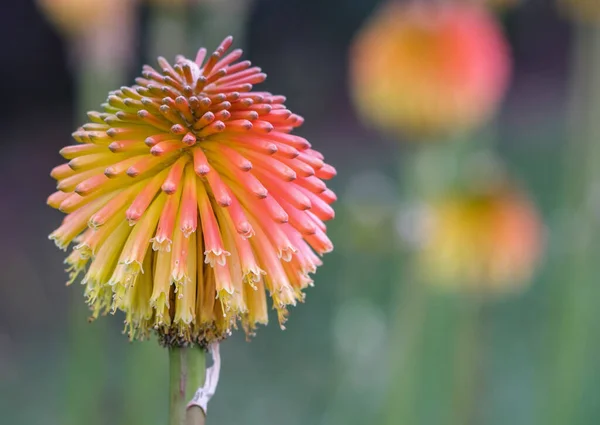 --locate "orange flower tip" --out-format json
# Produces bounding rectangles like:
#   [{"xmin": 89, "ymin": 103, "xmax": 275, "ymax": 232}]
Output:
[
  {"xmin": 221, "ymin": 35, "xmax": 234, "ymax": 49},
  {"xmin": 278, "ymin": 246, "xmax": 297, "ymax": 262},
  {"xmin": 199, "ymin": 96, "xmax": 212, "ymax": 107},
  {"xmin": 217, "ymin": 196, "xmax": 231, "ymax": 208},
  {"xmin": 87, "ymin": 111, "xmax": 103, "ymax": 120},
  {"xmin": 74, "ymin": 184, "xmax": 92, "ymax": 196},
  {"xmin": 266, "ymin": 143, "xmax": 278, "ymax": 155},
  {"xmin": 302, "ymin": 274, "xmax": 316, "ymax": 286},
  {"xmin": 48, "ymin": 233, "xmax": 68, "ymax": 251},
  {"xmin": 217, "ymin": 288, "xmax": 236, "ymax": 306},
  {"xmin": 174, "ymin": 94, "xmax": 188, "ymax": 104},
  {"xmin": 255, "ymin": 188, "xmax": 268, "ymax": 199},
  {"xmin": 172, "ymin": 275, "xmax": 190, "ymax": 290},
  {"xmin": 195, "ymin": 164, "xmax": 211, "ymax": 176},
  {"xmin": 126, "ymin": 167, "xmax": 140, "ymax": 177},
  {"xmin": 71, "ymin": 130, "xmax": 84, "ymax": 141},
  {"xmin": 217, "ymin": 194, "xmax": 233, "ymax": 207},
  {"xmin": 254, "ymin": 121, "xmax": 274, "ymax": 133},
  {"xmin": 198, "ymin": 121, "xmax": 226, "ymax": 137},
  {"xmin": 209, "ymin": 69, "xmax": 228, "ymax": 82},
  {"xmin": 284, "ymin": 170, "xmax": 297, "ymax": 181},
  {"xmin": 123, "ymin": 259, "xmax": 144, "ymax": 275},
  {"xmin": 161, "ymin": 182, "xmax": 177, "ymax": 194},
  {"xmin": 181, "ymin": 133, "xmax": 197, "ymax": 146},
  {"xmin": 57, "ymin": 199, "xmax": 73, "ymax": 213},
  {"xmin": 297, "ymin": 198, "xmax": 312, "ymax": 211},
  {"xmin": 240, "ymin": 83, "xmax": 254, "ymax": 93},
  {"xmin": 240, "ymin": 161, "xmax": 253, "ymax": 172},
  {"xmin": 106, "ymin": 128, "xmax": 121, "ymax": 138},
  {"xmin": 144, "ymin": 137, "xmax": 157, "ymax": 147},
  {"xmin": 59, "ymin": 145, "xmax": 82, "ymax": 159},
  {"xmin": 183, "ymin": 85, "xmax": 195, "ymax": 99},
  {"xmin": 125, "ymin": 209, "xmax": 142, "ymax": 225},
  {"xmin": 170, "ymin": 124, "xmax": 187, "ymax": 135},
  {"xmin": 194, "ymin": 72, "xmax": 208, "ymax": 86},
  {"xmin": 202, "ymin": 111, "xmax": 216, "ymax": 122},
  {"xmin": 150, "ymin": 146, "xmax": 165, "ymax": 156},
  {"xmin": 181, "ymin": 225, "xmax": 197, "ymax": 239},
  {"xmin": 321, "ymin": 189, "xmax": 337, "ymax": 203},
  {"xmin": 238, "ymin": 222, "xmax": 255, "ymax": 238},
  {"xmin": 246, "ymin": 111, "xmax": 260, "ymax": 120},
  {"xmin": 247, "ymin": 265, "xmax": 266, "ymax": 280},
  {"xmin": 113, "ymin": 112, "xmax": 129, "ymax": 123},
  {"xmin": 151, "ymin": 236, "xmax": 173, "ymax": 252},
  {"xmin": 316, "ymin": 164, "xmax": 336, "ymax": 180},
  {"xmin": 272, "ymin": 109, "xmax": 292, "ymax": 119},
  {"xmin": 274, "ymin": 210, "xmax": 289, "ymax": 224},
  {"xmin": 237, "ymin": 99, "xmax": 253, "ymax": 109},
  {"xmin": 47, "ymin": 191, "xmax": 67, "ymax": 208},
  {"xmin": 104, "ymin": 166, "xmax": 119, "ymax": 178},
  {"xmin": 204, "ymin": 249, "xmax": 231, "ymax": 267},
  {"xmin": 161, "ymin": 86, "xmax": 180, "ymax": 100},
  {"xmin": 138, "ymin": 97, "xmax": 155, "ymax": 109}
]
